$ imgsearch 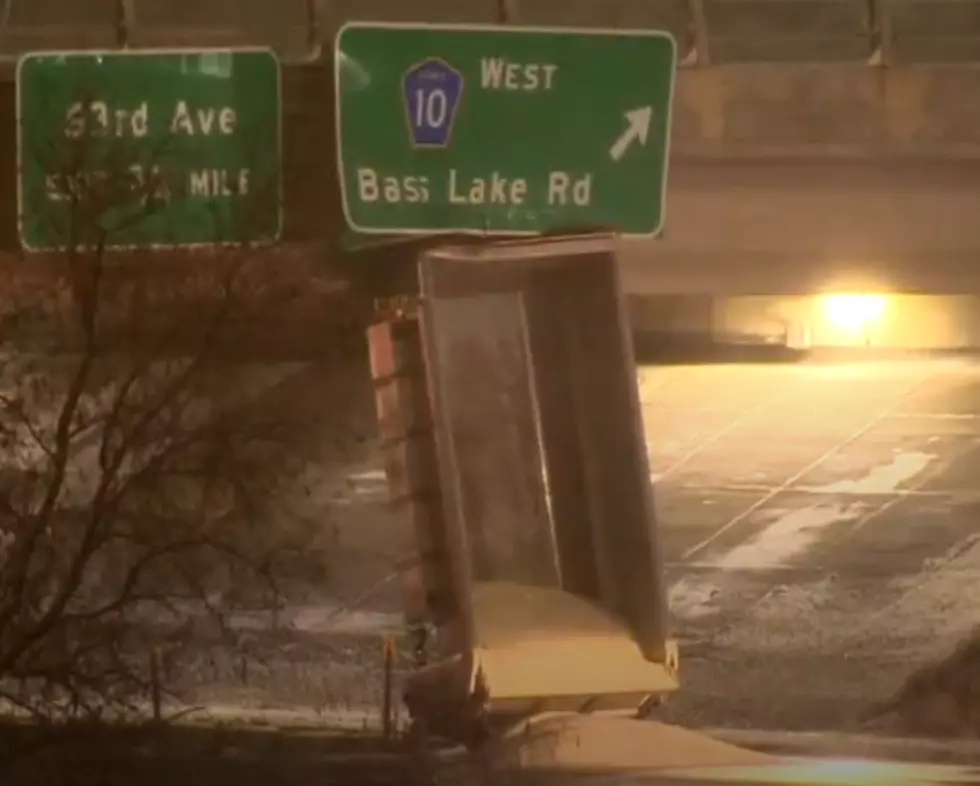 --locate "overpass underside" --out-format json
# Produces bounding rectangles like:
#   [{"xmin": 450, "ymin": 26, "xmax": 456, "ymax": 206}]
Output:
[
  {"xmin": 618, "ymin": 156, "xmax": 980, "ymax": 348},
  {"xmin": 619, "ymin": 157, "xmax": 980, "ymax": 297}
]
